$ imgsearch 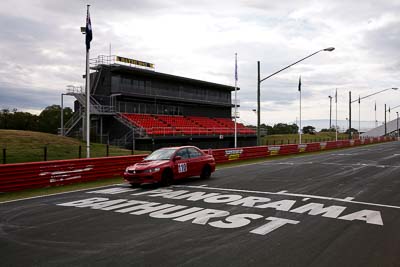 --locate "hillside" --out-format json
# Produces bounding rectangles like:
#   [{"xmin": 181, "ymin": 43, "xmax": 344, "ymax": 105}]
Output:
[
  {"xmin": 262, "ymin": 132, "xmax": 348, "ymax": 145},
  {"xmin": 0, "ymin": 130, "xmax": 148, "ymax": 164}
]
